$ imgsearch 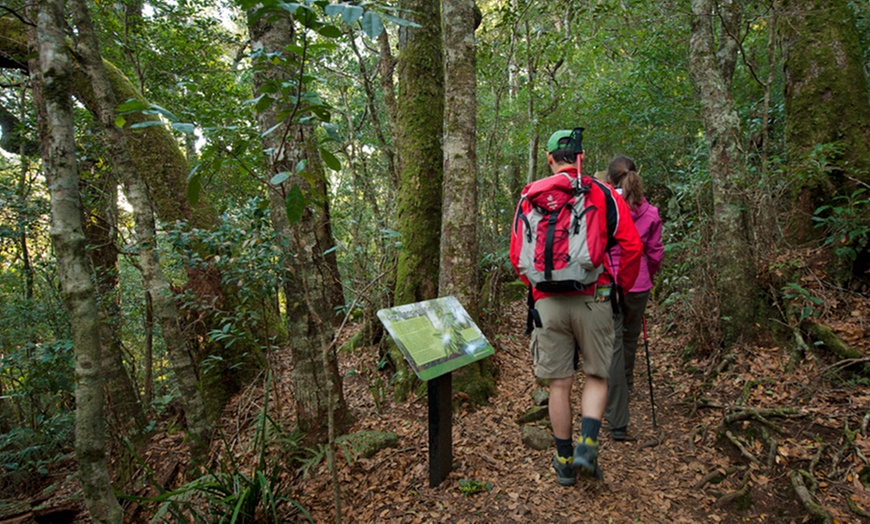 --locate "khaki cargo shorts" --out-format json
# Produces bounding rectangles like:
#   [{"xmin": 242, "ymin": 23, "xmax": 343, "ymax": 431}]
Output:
[{"xmin": 529, "ymin": 293, "xmax": 614, "ymax": 380}]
